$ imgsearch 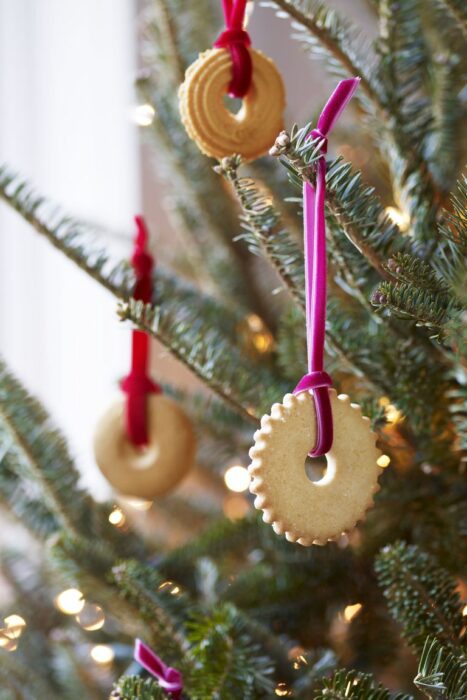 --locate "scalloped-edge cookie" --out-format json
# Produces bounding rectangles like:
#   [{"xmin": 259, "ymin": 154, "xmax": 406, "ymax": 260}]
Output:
[
  {"xmin": 178, "ymin": 47, "xmax": 285, "ymax": 161},
  {"xmin": 248, "ymin": 389, "xmax": 382, "ymax": 546}
]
